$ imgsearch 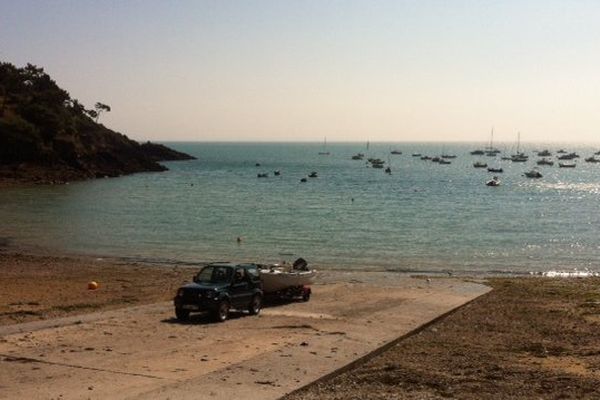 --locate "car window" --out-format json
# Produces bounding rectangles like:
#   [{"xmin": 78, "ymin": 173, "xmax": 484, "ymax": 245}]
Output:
[
  {"xmin": 196, "ymin": 266, "xmax": 233, "ymax": 283},
  {"xmin": 234, "ymin": 268, "xmax": 246, "ymax": 282},
  {"xmin": 246, "ymin": 266, "xmax": 259, "ymax": 279}
]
